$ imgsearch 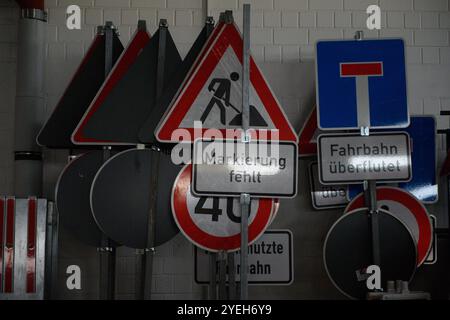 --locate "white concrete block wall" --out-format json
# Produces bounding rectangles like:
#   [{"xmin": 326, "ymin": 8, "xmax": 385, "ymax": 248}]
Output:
[{"xmin": 0, "ymin": 0, "xmax": 449, "ymax": 299}]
